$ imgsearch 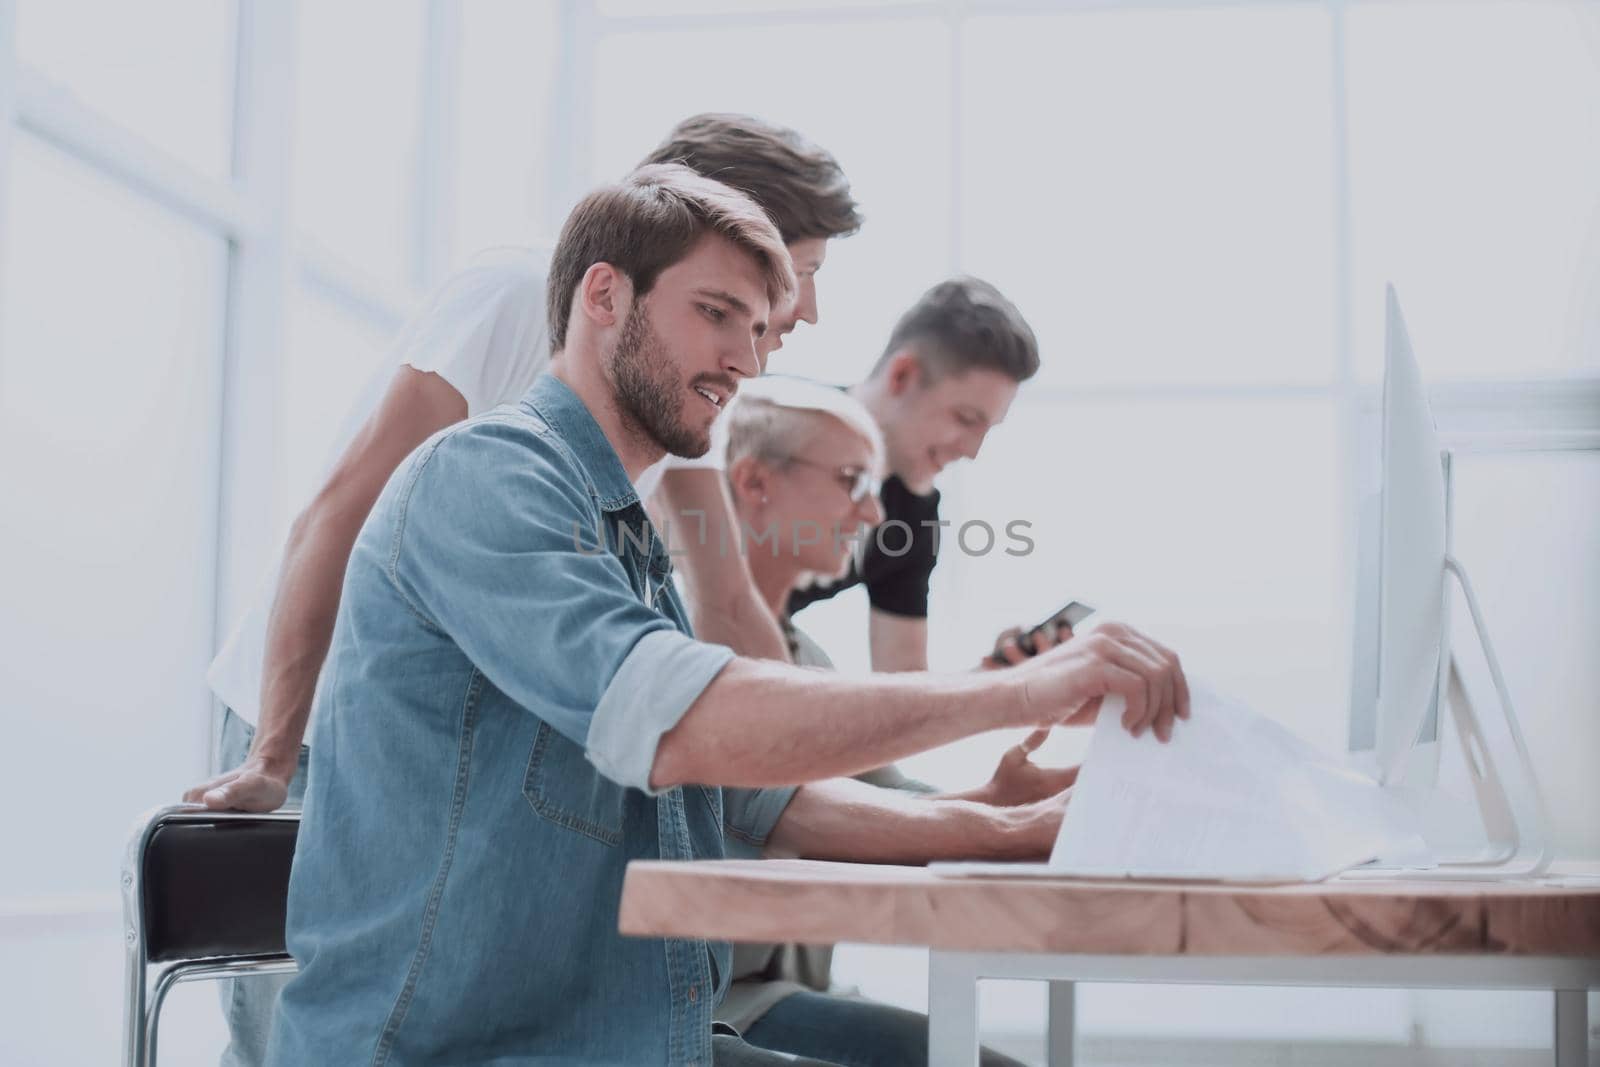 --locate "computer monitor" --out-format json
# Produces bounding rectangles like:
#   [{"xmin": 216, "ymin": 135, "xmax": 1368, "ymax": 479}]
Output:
[
  {"xmin": 1346, "ymin": 288, "xmax": 1551, "ymax": 875},
  {"xmin": 1349, "ymin": 285, "xmax": 1449, "ymax": 787}
]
